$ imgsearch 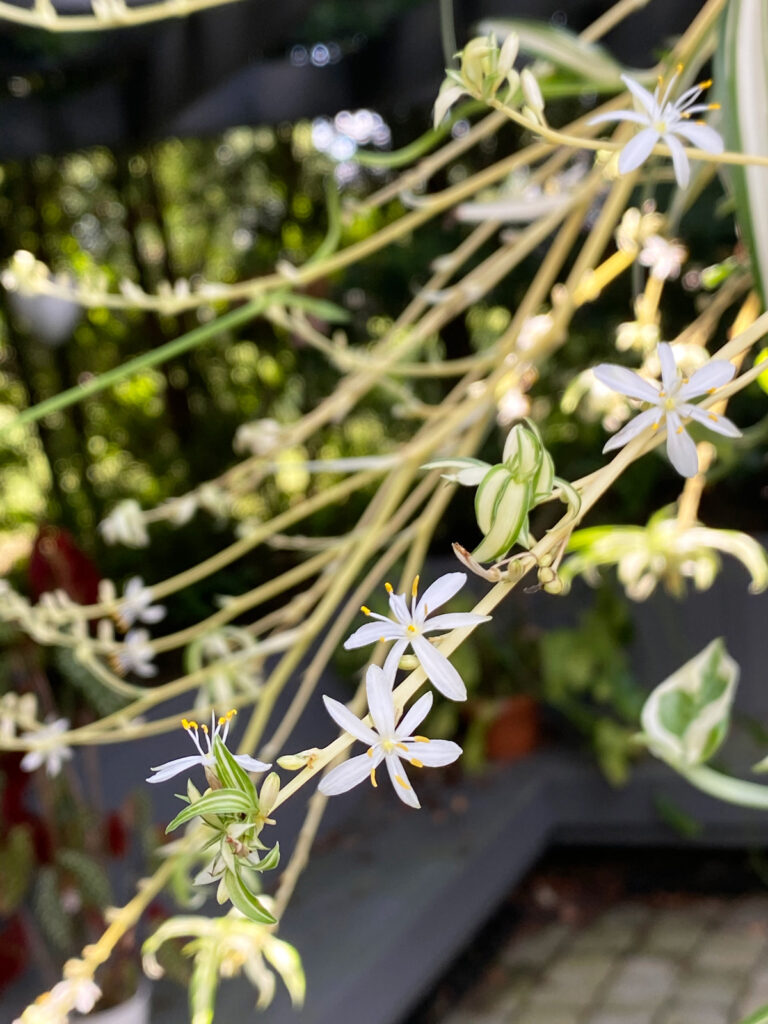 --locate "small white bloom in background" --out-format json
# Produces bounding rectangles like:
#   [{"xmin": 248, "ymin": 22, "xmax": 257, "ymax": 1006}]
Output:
[
  {"xmin": 110, "ymin": 628, "xmax": 157, "ymax": 678},
  {"xmin": 594, "ymin": 342, "xmax": 741, "ymax": 477},
  {"xmin": 20, "ymin": 717, "xmax": 72, "ymax": 777},
  {"xmin": 319, "ymin": 663, "xmax": 461, "ymax": 809},
  {"xmin": 50, "ymin": 977, "xmax": 101, "ymax": 1015},
  {"xmin": 197, "ymin": 483, "xmax": 231, "ymax": 521},
  {"xmin": 146, "ymin": 708, "xmax": 271, "ymax": 784},
  {"xmin": 589, "ymin": 71, "xmax": 724, "ymax": 188},
  {"xmin": 496, "ymin": 385, "xmax": 531, "ymax": 426},
  {"xmin": 614, "ymin": 206, "xmax": 665, "ymax": 252},
  {"xmin": 162, "ymin": 493, "xmax": 198, "ymax": 526},
  {"xmin": 638, "ymin": 235, "xmax": 687, "ymax": 280},
  {"xmin": 344, "ymin": 572, "xmax": 490, "ymax": 701},
  {"xmin": 234, "ymin": 418, "xmax": 283, "ymax": 457},
  {"xmin": 517, "ymin": 312, "xmax": 553, "ymax": 352},
  {"xmin": 115, "ymin": 576, "xmax": 166, "ymax": 631},
  {"xmin": 615, "ymin": 319, "xmax": 660, "ymax": 355},
  {"xmin": 98, "ymin": 499, "xmax": 149, "ymax": 548}
]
